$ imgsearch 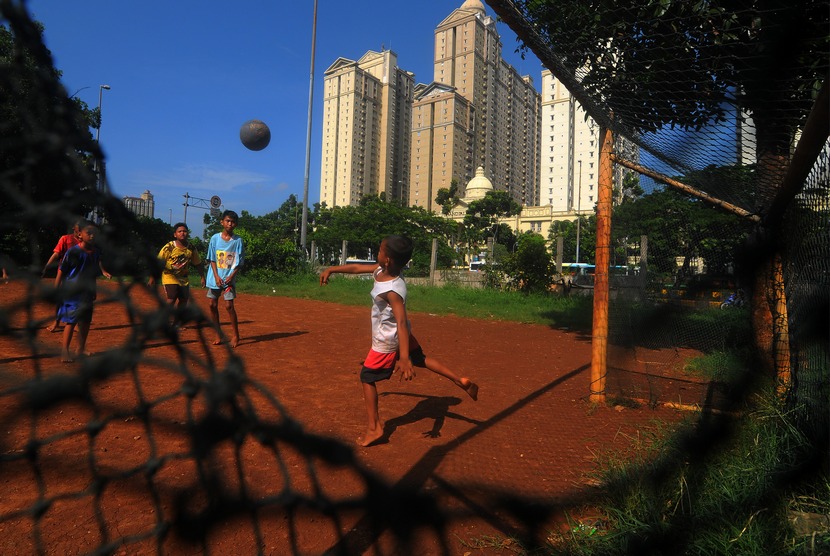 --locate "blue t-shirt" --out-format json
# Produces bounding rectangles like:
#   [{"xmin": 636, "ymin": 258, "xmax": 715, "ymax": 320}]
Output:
[
  {"xmin": 206, "ymin": 233, "xmax": 244, "ymax": 289},
  {"xmin": 59, "ymin": 245, "xmax": 102, "ymax": 301}
]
